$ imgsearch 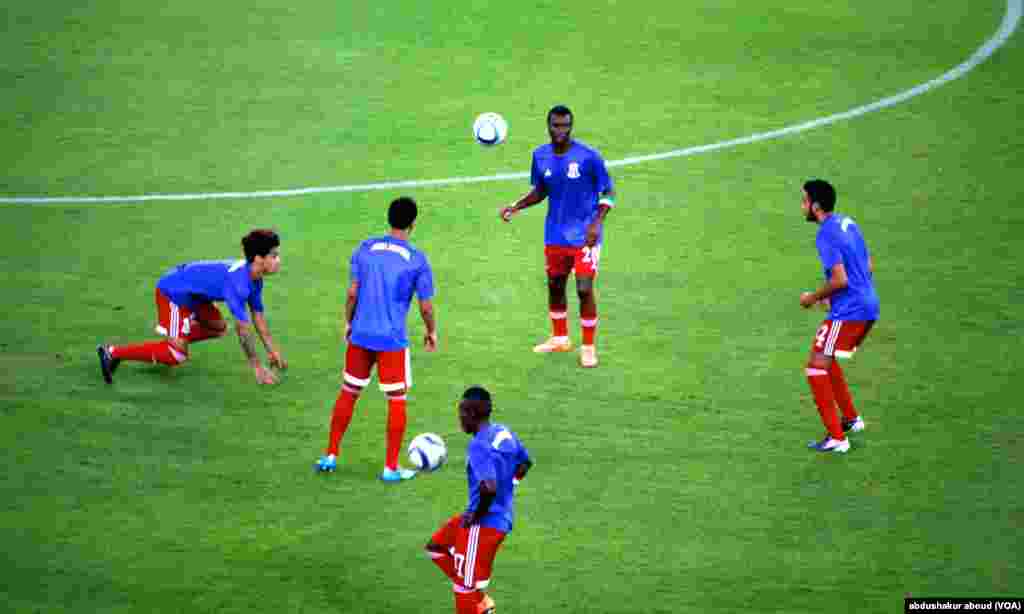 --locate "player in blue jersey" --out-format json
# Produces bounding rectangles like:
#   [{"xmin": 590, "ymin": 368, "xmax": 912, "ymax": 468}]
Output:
[
  {"xmin": 500, "ymin": 104, "xmax": 616, "ymax": 368},
  {"xmin": 425, "ymin": 386, "xmax": 532, "ymax": 614},
  {"xmin": 97, "ymin": 230, "xmax": 286, "ymax": 385},
  {"xmin": 316, "ymin": 197, "xmax": 438, "ymax": 482},
  {"xmin": 799, "ymin": 179, "xmax": 880, "ymax": 454}
]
